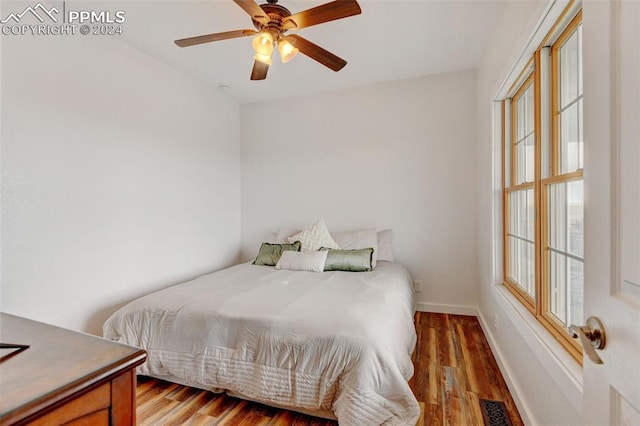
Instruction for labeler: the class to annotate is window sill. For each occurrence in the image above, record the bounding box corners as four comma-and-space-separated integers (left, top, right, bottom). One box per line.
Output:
492, 283, 583, 414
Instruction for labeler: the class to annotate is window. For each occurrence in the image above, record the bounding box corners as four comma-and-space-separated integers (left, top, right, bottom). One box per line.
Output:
502, 9, 584, 361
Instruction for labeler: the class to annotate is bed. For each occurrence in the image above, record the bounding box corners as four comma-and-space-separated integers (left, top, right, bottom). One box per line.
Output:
103, 260, 420, 425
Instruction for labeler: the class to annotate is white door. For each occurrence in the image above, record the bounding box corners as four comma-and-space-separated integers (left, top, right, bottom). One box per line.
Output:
582, 0, 640, 425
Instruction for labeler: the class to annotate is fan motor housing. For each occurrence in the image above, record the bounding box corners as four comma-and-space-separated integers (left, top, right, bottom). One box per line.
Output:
252, 3, 291, 32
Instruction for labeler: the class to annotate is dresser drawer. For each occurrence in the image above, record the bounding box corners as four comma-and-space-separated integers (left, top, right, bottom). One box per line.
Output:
28, 383, 111, 426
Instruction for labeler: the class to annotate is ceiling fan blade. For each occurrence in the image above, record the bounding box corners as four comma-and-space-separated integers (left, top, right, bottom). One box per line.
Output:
284, 0, 361, 30
287, 35, 347, 72
233, 0, 269, 23
175, 29, 256, 47
251, 60, 269, 80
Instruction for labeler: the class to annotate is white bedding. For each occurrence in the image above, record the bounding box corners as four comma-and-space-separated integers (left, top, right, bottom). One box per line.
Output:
103, 261, 420, 425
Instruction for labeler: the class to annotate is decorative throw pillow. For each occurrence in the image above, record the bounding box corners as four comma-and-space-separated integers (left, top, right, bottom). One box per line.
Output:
275, 250, 328, 273
377, 229, 394, 262
331, 228, 378, 267
253, 241, 301, 266
287, 219, 340, 252
321, 248, 374, 272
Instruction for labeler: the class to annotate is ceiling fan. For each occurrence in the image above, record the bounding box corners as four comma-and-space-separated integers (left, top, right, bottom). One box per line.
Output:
174, 0, 362, 80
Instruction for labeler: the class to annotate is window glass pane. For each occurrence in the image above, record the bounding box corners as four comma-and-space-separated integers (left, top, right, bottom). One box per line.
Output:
567, 180, 584, 258
549, 183, 567, 252
517, 142, 525, 184
526, 86, 534, 134
549, 180, 584, 257
516, 237, 522, 286
514, 239, 521, 290
560, 30, 579, 109
548, 180, 584, 327
522, 242, 529, 294
514, 81, 534, 185
508, 189, 535, 297
527, 188, 535, 241
510, 191, 516, 235
517, 95, 525, 140
526, 241, 535, 297
560, 102, 579, 173
578, 25, 583, 96
557, 24, 583, 174
509, 235, 518, 282
549, 254, 584, 326
550, 251, 567, 322
510, 239, 536, 297
525, 134, 535, 182
509, 189, 534, 241
519, 190, 527, 237
568, 257, 584, 326
578, 98, 584, 169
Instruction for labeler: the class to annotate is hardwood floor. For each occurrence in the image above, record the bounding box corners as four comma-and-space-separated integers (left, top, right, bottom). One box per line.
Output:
136, 378, 336, 426
136, 313, 522, 425
408, 313, 522, 426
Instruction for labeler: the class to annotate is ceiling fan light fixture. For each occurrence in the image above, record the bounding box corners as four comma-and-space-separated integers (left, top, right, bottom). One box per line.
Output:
174, 0, 363, 80
254, 52, 273, 65
252, 31, 274, 56
277, 39, 299, 63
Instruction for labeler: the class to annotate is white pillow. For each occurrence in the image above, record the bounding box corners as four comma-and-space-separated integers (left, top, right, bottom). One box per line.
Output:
287, 219, 340, 252
377, 229, 394, 262
331, 228, 378, 268
275, 250, 328, 273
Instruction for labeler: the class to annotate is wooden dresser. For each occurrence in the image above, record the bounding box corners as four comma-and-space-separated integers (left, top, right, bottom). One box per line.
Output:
0, 313, 147, 425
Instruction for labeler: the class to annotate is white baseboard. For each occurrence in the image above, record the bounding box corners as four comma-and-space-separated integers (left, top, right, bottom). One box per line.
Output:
476, 310, 536, 426
415, 302, 477, 316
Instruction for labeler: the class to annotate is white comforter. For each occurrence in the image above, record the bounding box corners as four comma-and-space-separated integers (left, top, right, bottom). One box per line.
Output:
103, 261, 420, 425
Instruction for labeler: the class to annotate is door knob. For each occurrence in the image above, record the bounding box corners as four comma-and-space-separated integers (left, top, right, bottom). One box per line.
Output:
569, 316, 606, 364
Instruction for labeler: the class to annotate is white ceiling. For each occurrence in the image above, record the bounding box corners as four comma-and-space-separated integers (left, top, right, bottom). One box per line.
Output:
111, 0, 502, 103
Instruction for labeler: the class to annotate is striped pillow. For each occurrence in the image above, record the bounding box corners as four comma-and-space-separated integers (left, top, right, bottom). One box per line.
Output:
287, 219, 340, 252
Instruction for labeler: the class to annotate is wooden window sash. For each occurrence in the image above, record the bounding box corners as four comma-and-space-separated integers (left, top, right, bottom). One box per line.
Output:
543, 12, 584, 363
504, 71, 537, 312
540, 173, 584, 362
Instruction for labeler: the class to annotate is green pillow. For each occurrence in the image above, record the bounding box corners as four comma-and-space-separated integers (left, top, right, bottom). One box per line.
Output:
321, 247, 374, 272
253, 241, 301, 266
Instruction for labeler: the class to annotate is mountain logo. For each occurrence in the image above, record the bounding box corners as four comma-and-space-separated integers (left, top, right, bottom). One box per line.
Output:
1, 3, 59, 24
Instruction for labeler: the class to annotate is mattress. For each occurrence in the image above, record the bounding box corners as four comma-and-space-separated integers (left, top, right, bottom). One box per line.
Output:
103, 261, 420, 425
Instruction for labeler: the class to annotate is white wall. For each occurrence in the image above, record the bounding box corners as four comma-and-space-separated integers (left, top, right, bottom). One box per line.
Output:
1, 34, 241, 335
475, 1, 583, 424
241, 70, 478, 309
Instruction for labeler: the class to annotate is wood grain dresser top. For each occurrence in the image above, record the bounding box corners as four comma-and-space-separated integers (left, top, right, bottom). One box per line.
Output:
0, 312, 146, 424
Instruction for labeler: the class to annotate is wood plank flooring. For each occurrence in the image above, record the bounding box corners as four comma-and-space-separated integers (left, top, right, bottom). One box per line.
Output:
136, 312, 523, 425
408, 313, 522, 426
